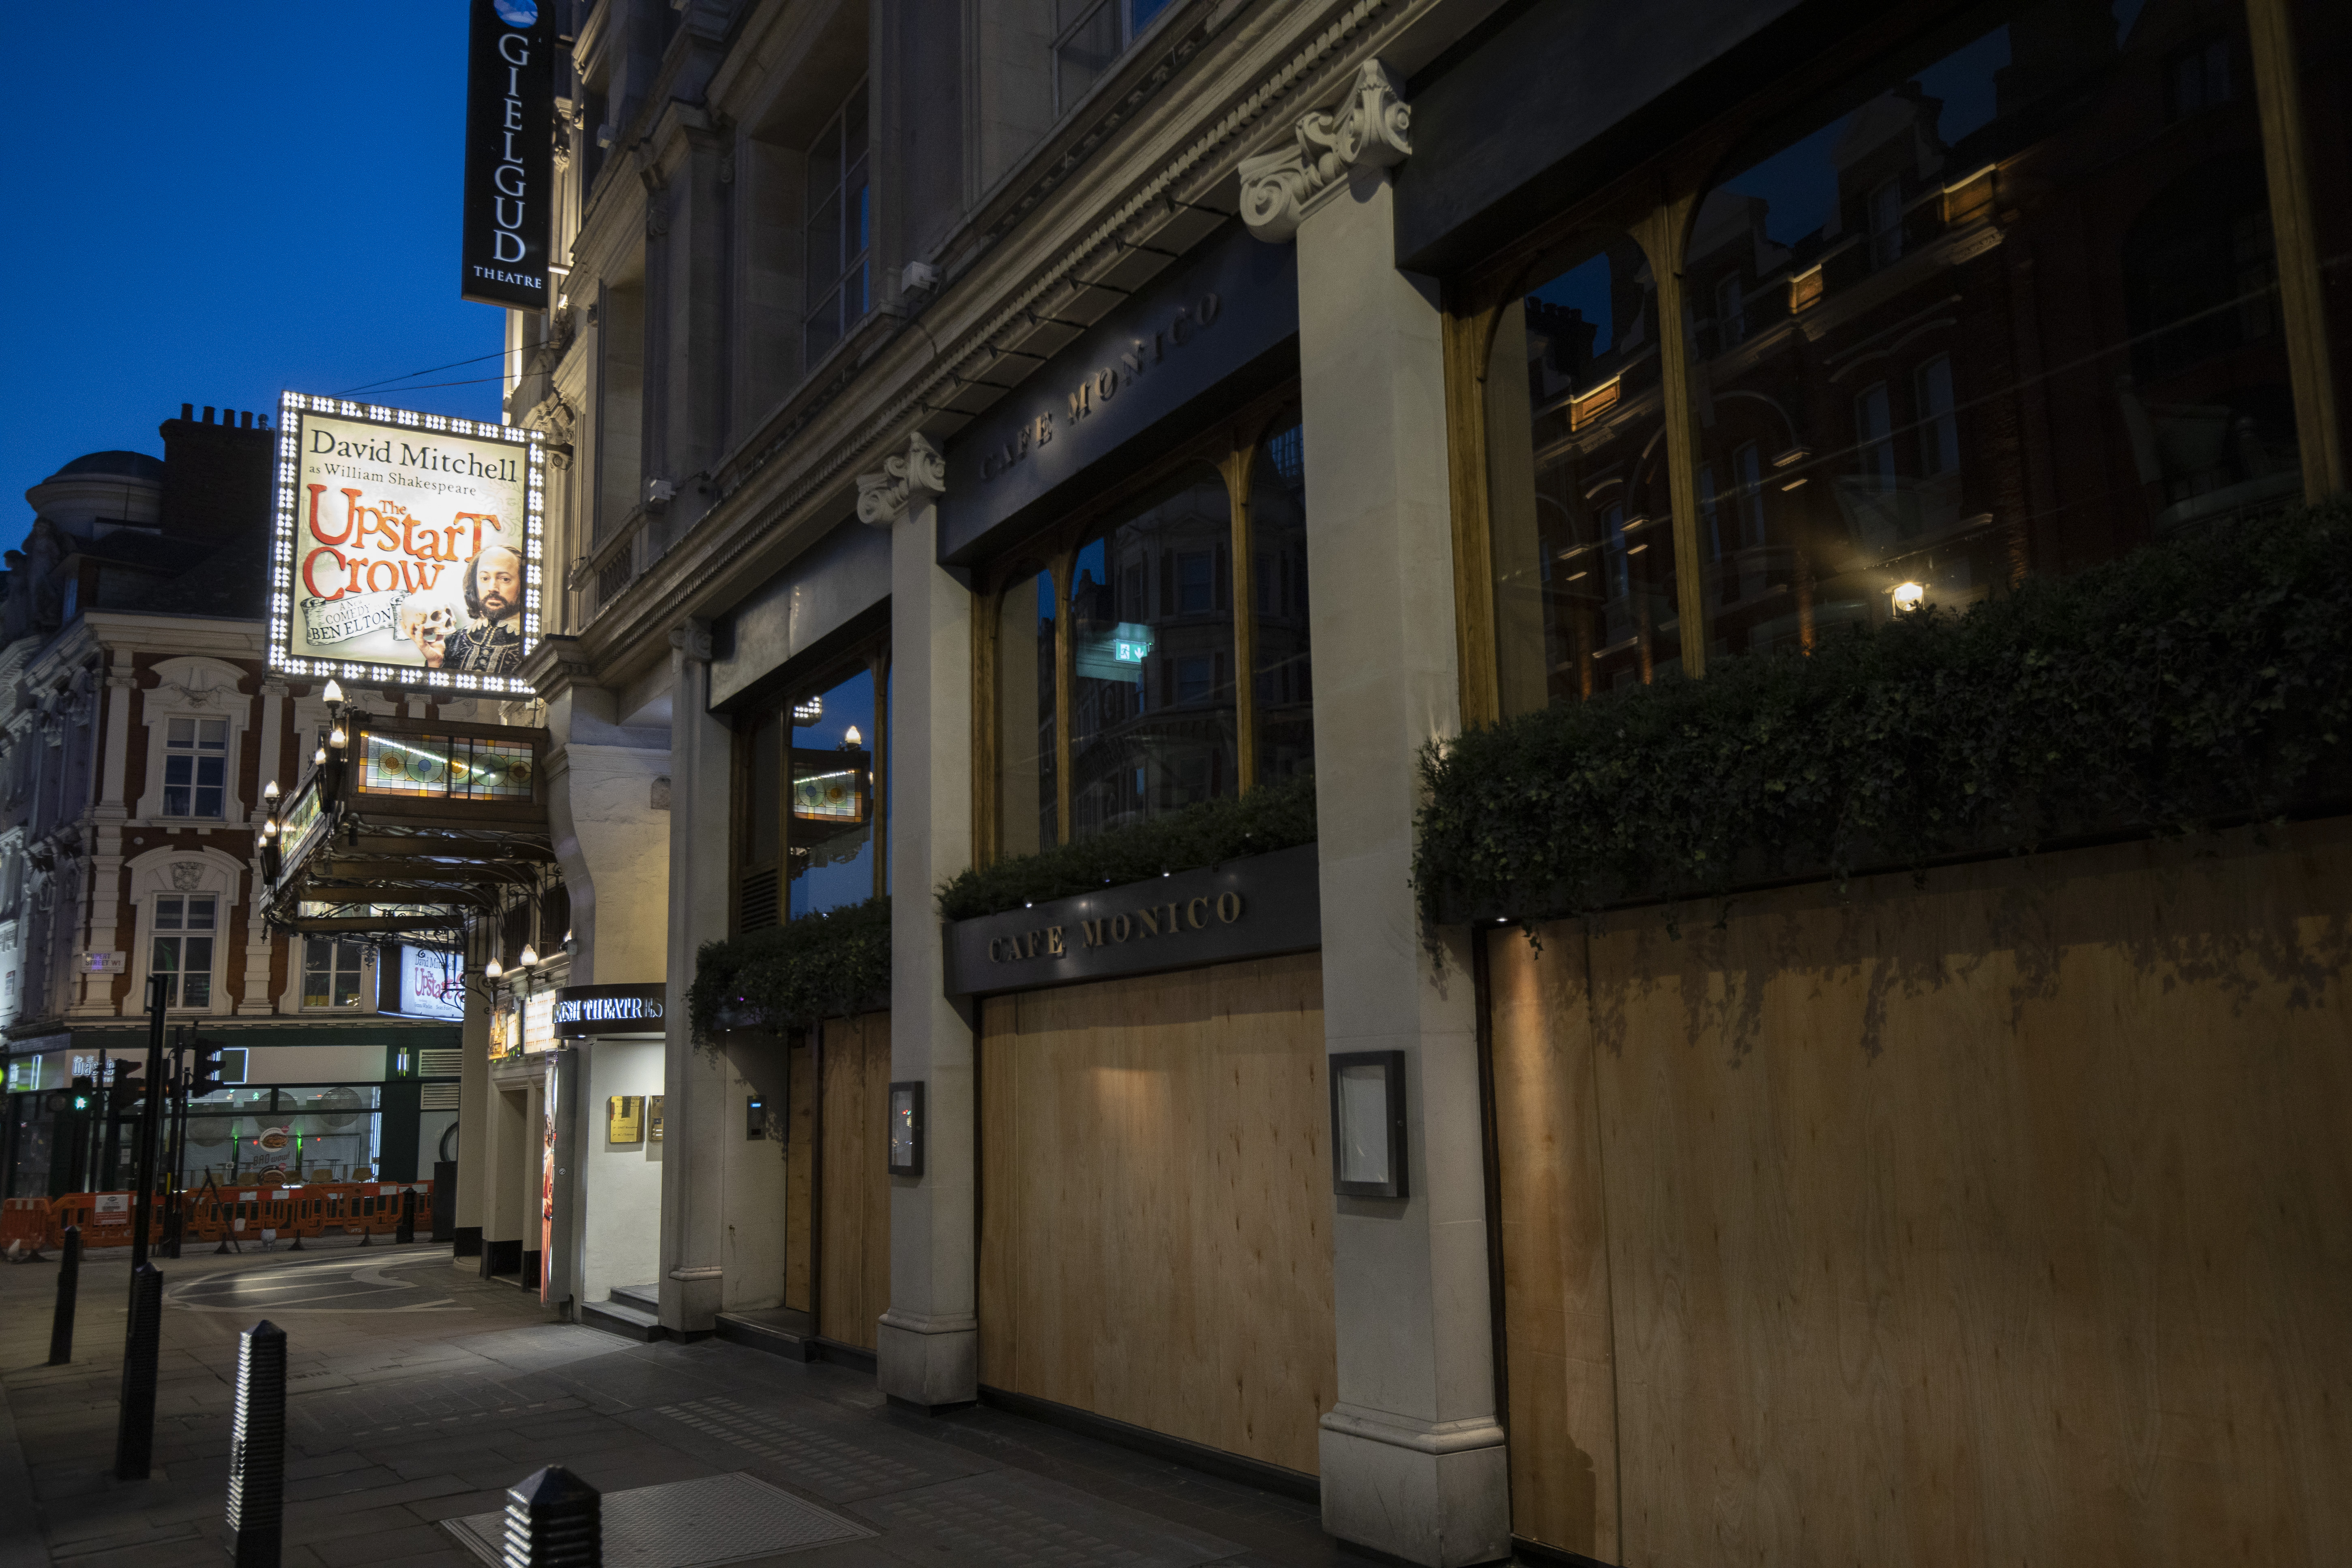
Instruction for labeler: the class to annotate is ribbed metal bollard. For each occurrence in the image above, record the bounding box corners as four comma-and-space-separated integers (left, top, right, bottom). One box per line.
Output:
395, 1188, 416, 1245
502, 1465, 601, 1568
47, 1225, 80, 1365
227, 1320, 287, 1568
113, 1261, 163, 1478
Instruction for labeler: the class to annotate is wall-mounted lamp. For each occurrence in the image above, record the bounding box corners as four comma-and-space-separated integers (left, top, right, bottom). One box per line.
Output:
328, 726, 347, 749
322, 678, 346, 706
888, 1081, 925, 1177
843, 725, 862, 749
262, 780, 280, 803
1891, 581, 1926, 614
518, 944, 539, 968
1329, 1050, 1408, 1199
313, 747, 328, 766
485, 956, 504, 980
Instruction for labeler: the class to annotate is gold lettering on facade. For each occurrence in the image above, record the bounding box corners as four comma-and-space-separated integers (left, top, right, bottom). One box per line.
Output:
1047, 926, 1065, 955
1137, 907, 1161, 937
1113, 914, 1132, 942
1186, 896, 1208, 929
1217, 892, 1243, 923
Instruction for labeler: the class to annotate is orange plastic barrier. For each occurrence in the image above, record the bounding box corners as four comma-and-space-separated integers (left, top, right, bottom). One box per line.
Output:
2, 1197, 56, 1253
176, 1180, 433, 1246
49, 1192, 165, 1248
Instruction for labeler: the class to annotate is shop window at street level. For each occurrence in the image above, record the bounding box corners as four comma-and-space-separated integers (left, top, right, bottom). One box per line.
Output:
1674, 0, 2296, 664
996, 566, 1058, 860
162, 717, 227, 818
152, 893, 217, 1008
1485, 234, 1682, 714
735, 650, 886, 928
1247, 419, 1313, 784
303, 939, 366, 1010
1069, 464, 1236, 839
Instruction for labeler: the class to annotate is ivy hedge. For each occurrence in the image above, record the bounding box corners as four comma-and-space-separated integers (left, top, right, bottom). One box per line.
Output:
935, 769, 1318, 921
686, 895, 891, 1042
1415, 501, 2352, 926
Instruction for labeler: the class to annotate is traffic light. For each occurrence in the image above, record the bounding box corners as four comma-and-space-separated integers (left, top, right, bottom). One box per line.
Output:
112, 1060, 146, 1112
190, 1038, 227, 1098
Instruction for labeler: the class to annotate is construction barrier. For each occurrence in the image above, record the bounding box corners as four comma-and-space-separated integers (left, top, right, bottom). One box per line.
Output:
2, 1196, 58, 1254
51, 1192, 163, 1249
16, 1180, 436, 1250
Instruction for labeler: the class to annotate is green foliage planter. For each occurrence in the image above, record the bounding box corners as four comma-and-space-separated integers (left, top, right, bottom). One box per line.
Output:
1416, 502, 2352, 926
687, 896, 891, 1042
936, 771, 1318, 921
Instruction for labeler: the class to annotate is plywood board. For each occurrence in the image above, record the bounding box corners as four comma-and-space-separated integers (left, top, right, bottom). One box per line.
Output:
979, 952, 1334, 1475
783, 1037, 815, 1315
1491, 821, 2352, 1566
818, 1011, 891, 1349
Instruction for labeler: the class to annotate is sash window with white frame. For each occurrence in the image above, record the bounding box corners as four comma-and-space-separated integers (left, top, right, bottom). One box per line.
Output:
152, 894, 217, 1007
303, 939, 367, 1010
163, 718, 228, 818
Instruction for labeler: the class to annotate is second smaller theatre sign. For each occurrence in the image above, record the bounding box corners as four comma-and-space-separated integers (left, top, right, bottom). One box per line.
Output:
552, 983, 667, 1036
944, 843, 1319, 998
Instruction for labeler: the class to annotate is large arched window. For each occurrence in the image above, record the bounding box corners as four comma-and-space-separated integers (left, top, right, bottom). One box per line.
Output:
1485, 233, 1683, 714
979, 388, 1312, 859
1069, 464, 1237, 839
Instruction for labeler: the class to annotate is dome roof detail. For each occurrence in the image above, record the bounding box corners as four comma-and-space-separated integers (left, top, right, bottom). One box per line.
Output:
51, 450, 165, 483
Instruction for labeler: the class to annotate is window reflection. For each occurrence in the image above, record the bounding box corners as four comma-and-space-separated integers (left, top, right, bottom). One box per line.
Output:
998, 567, 1058, 856
1069, 466, 1237, 838
1487, 236, 1683, 714
1687, 0, 2292, 656
1247, 423, 1314, 782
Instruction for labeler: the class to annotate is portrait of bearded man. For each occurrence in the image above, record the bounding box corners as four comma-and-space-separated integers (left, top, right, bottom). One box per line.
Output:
425, 544, 526, 676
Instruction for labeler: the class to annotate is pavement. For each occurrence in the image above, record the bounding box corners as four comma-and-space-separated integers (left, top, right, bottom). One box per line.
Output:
0, 1237, 1390, 1568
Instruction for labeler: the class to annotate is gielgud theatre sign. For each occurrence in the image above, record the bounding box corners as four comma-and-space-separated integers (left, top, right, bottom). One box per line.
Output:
267, 391, 546, 692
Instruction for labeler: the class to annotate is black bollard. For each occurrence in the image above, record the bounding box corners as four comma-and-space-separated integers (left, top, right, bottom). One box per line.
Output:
395, 1188, 416, 1246
47, 1225, 81, 1366
114, 1261, 163, 1478
501, 1465, 601, 1568
227, 1320, 287, 1568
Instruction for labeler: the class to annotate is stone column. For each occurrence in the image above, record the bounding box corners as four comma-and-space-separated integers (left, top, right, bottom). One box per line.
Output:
1242, 61, 1510, 1568
862, 434, 979, 1408
656, 621, 732, 1332
453, 978, 491, 1260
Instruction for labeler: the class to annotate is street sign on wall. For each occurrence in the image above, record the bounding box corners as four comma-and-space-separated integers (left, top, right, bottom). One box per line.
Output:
268, 393, 544, 692
460, 0, 556, 309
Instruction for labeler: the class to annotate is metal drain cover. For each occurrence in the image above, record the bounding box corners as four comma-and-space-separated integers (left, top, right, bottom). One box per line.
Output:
445, 1471, 877, 1568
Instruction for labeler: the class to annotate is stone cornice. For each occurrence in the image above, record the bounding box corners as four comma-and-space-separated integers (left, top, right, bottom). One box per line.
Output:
570, 0, 1459, 693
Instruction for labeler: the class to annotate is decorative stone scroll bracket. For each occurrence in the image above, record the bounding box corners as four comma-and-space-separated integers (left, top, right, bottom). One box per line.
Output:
1238, 57, 1412, 244
856, 432, 947, 526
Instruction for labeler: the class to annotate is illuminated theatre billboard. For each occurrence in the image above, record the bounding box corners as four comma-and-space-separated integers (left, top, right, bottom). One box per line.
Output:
269, 392, 544, 691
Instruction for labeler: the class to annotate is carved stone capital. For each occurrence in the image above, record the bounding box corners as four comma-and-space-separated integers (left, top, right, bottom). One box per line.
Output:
856, 432, 947, 527
1239, 58, 1413, 244
669, 618, 715, 662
